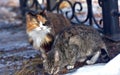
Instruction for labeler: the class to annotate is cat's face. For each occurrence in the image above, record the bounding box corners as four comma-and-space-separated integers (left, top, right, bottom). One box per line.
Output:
26, 11, 54, 52
26, 10, 51, 33
44, 50, 60, 75
44, 58, 56, 74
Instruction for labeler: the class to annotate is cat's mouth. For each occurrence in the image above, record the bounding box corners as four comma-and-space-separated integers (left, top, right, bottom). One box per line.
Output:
39, 27, 46, 30
40, 26, 51, 30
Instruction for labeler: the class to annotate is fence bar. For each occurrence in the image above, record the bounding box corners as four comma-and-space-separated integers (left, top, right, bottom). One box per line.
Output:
19, 0, 27, 17
86, 0, 93, 26
46, 0, 56, 11
19, 0, 120, 41
101, 0, 120, 41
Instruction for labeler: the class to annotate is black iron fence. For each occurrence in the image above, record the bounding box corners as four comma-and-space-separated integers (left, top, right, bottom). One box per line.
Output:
19, 0, 120, 41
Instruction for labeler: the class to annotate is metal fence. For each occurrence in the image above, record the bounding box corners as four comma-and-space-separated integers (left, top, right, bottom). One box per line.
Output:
19, 0, 120, 41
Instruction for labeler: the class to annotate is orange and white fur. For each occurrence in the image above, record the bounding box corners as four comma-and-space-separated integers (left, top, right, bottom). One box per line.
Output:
26, 10, 70, 53
26, 11, 54, 55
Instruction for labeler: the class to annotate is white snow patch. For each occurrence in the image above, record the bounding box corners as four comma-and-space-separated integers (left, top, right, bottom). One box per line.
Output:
65, 54, 120, 75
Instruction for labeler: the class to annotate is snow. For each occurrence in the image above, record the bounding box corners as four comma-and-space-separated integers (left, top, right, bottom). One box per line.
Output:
66, 54, 120, 75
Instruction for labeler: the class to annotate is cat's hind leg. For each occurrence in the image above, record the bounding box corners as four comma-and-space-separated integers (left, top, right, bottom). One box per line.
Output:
86, 51, 101, 64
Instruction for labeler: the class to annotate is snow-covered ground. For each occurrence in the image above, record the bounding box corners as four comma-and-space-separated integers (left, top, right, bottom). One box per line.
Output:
66, 54, 120, 75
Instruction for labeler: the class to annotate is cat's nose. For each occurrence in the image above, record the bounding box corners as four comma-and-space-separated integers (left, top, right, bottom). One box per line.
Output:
39, 26, 45, 30
40, 27, 43, 30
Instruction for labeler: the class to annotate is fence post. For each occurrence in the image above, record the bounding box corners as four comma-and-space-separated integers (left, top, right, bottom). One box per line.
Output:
101, 0, 120, 41
46, 0, 57, 11
19, 0, 27, 16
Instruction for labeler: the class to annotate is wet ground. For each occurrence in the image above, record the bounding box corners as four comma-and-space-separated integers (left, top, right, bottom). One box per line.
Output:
0, 3, 39, 74
0, 0, 120, 75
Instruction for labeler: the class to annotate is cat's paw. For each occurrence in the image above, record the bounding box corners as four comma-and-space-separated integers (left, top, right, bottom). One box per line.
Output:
67, 65, 74, 70
86, 60, 95, 65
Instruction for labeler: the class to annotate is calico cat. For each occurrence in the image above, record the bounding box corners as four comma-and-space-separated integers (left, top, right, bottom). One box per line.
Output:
26, 10, 71, 53
43, 25, 110, 75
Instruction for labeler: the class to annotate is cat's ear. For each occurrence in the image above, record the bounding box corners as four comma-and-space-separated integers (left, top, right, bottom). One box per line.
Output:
39, 9, 47, 16
26, 11, 36, 21
27, 11, 36, 17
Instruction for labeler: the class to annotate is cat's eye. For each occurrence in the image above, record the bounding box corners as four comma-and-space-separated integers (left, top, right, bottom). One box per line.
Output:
43, 23, 46, 26
43, 21, 49, 26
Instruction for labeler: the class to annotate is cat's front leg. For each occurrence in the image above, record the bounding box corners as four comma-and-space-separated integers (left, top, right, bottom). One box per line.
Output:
67, 65, 74, 70
53, 67, 60, 75
66, 58, 76, 70
86, 51, 101, 64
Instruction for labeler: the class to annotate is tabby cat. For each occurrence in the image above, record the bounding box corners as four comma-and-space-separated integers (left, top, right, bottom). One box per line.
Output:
26, 10, 71, 53
43, 25, 110, 75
